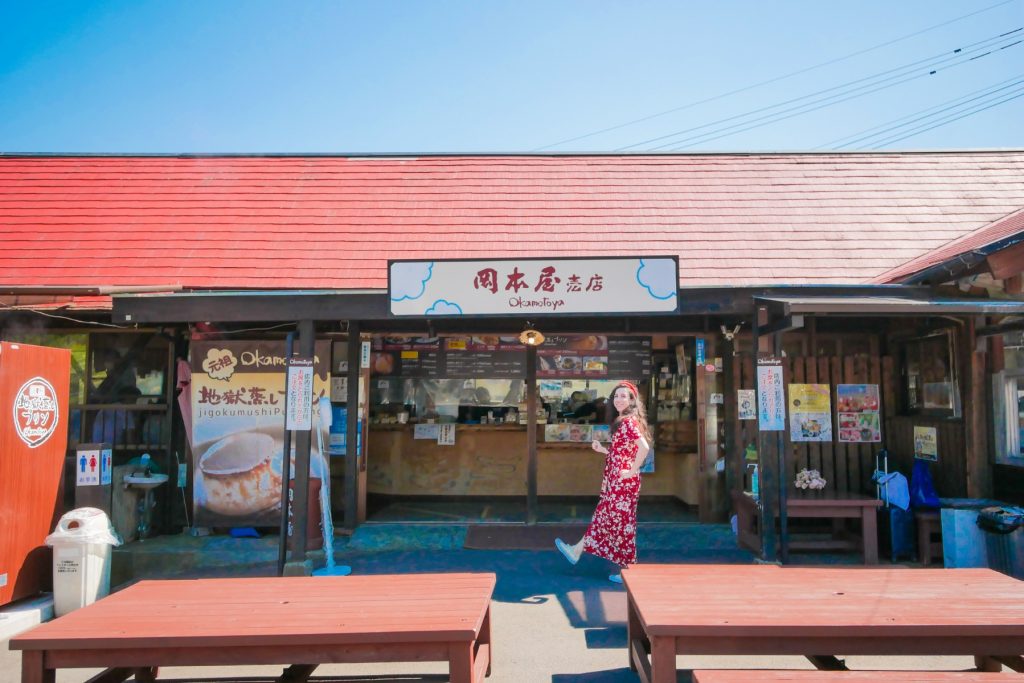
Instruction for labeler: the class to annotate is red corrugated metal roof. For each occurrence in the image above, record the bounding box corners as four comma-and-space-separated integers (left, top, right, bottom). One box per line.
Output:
0, 153, 1022, 290
871, 207, 1024, 284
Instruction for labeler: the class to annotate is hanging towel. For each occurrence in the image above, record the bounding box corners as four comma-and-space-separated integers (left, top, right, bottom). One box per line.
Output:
872, 470, 910, 511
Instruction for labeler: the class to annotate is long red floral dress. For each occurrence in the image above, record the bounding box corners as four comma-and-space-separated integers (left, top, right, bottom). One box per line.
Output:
581, 416, 642, 568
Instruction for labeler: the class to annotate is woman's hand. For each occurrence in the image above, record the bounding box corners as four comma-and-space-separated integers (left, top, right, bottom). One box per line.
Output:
619, 468, 639, 480
591, 439, 608, 454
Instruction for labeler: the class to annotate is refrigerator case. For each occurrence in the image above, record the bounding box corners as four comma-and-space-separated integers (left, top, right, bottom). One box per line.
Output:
0, 342, 71, 606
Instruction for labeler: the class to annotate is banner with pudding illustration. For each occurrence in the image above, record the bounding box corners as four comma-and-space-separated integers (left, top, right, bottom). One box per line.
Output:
190, 340, 330, 527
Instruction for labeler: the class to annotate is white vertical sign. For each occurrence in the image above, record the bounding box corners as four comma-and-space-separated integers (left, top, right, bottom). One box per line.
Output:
756, 361, 786, 432
437, 423, 456, 446
285, 358, 314, 431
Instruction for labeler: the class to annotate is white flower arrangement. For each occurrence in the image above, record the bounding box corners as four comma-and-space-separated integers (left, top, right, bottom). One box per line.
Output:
795, 468, 827, 490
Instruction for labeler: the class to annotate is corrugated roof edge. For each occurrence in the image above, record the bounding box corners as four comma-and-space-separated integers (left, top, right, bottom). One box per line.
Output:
2, 149, 1024, 159
873, 206, 1024, 285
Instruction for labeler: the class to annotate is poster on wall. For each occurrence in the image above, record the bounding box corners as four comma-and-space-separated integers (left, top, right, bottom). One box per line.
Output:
190, 340, 330, 527
788, 383, 833, 442
837, 384, 881, 443
737, 389, 757, 420
756, 359, 785, 431
914, 426, 938, 460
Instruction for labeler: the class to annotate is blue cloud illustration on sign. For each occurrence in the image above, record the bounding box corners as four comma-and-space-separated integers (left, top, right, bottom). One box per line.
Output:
636, 259, 676, 300
390, 261, 434, 301
425, 299, 463, 315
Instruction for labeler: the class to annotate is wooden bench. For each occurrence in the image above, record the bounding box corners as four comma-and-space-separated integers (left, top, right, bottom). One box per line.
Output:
916, 510, 943, 565
11, 573, 495, 683
623, 564, 1024, 683
694, 671, 1013, 682
732, 491, 882, 563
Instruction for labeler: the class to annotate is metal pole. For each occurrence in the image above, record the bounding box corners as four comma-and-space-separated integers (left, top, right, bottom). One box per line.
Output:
526, 345, 538, 525
277, 331, 295, 576
291, 319, 315, 564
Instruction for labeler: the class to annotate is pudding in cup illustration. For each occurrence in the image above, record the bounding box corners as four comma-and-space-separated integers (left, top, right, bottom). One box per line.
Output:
198, 432, 281, 516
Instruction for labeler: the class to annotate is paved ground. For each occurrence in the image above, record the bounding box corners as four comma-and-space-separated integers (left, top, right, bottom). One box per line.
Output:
0, 527, 998, 682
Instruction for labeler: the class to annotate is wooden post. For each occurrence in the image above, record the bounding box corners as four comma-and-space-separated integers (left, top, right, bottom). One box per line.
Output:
754, 305, 778, 562
344, 322, 361, 531
526, 345, 538, 525
962, 317, 991, 498
722, 334, 738, 499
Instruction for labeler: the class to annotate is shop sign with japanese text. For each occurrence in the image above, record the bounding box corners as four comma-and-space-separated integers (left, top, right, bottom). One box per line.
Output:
756, 357, 786, 432
389, 257, 679, 316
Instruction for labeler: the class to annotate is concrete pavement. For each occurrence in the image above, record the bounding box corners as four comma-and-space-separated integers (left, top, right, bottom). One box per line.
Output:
0, 528, 993, 681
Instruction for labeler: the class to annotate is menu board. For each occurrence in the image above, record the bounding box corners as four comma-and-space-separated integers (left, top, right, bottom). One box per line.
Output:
371, 335, 651, 380
445, 336, 527, 379
607, 337, 653, 379
537, 335, 651, 380
373, 337, 443, 378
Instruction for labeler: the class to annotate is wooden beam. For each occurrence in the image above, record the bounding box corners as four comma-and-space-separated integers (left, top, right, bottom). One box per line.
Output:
962, 317, 991, 497
759, 314, 804, 336
986, 241, 1024, 280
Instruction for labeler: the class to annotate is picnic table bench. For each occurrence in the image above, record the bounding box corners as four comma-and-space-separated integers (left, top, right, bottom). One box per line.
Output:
11, 573, 495, 683
732, 490, 882, 563
694, 672, 1014, 682
623, 564, 1024, 683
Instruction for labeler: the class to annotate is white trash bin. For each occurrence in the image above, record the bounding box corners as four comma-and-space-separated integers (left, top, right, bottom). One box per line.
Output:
45, 508, 122, 617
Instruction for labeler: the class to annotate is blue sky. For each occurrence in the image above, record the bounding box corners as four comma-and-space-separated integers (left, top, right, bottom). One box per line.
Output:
0, 1, 1021, 153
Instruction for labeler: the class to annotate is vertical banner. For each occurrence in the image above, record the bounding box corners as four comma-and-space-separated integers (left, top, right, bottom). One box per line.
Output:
788, 384, 832, 442
191, 340, 329, 527
285, 358, 314, 431
756, 359, 785, 431
837, 384, 881, 443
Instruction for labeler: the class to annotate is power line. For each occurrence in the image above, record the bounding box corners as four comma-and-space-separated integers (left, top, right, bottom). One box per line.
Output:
820, 74, 1024, 149
867, 88, 1024, 148
644, 34, 1022, 151
533, 0, 1021, 151
622, 28, 1020, 150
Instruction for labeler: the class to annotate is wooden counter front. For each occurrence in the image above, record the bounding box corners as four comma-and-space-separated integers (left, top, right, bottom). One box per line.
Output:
367, 425, 698, 502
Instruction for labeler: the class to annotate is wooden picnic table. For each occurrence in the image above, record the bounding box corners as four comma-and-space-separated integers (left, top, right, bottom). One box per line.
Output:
10, 573, 495, 683
732, 491, 882, 563
623, 564, 1024, 683
694, 672, 1013, 682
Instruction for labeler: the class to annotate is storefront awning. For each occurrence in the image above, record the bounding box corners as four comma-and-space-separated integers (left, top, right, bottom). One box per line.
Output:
755, 294, 1024, 316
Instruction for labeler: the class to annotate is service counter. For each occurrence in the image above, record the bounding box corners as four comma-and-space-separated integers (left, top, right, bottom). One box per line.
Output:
366, 424, 699, 503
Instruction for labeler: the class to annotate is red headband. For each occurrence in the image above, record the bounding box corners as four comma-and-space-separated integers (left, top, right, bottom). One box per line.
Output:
618, 381, 639, 397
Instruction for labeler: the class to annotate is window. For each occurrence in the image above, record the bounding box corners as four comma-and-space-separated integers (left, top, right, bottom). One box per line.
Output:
995, 332, 1024, 465
902, 329, 959, 416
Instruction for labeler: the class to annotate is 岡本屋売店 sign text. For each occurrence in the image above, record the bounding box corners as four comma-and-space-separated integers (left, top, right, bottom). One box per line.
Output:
388, 257, 678, 316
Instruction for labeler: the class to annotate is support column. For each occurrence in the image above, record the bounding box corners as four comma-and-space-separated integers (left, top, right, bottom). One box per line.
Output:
526, 345, 538, 525
344, 322, 361, 531
288, 319, 315, 572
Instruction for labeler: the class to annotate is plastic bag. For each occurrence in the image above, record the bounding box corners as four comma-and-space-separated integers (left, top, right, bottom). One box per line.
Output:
872, 470, 910, 510
45, 507, 122, 547
976, 506, 1024, 534
910, 459, 940, 509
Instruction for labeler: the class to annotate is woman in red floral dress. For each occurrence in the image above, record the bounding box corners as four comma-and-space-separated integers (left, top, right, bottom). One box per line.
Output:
555, 381, 651, 583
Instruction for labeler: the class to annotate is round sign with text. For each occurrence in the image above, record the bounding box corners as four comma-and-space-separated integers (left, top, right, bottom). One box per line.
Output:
13, 377, 59, 448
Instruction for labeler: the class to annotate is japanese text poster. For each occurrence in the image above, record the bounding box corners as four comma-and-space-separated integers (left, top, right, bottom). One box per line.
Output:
190, 340, 329, 527
756, 361, 785, 431
914, 426, 938, 460
738, 389, 757, 420
837, 384, 881, 443
788, 383, 833, 442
